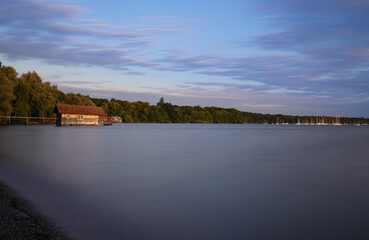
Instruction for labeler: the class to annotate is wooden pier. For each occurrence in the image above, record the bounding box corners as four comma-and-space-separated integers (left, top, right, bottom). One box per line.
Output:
0, 116, 57, 125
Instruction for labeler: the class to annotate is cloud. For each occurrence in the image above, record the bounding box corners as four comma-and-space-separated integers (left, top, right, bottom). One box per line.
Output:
1, 0, 369, 116
135, 16, 208, 25
0, 0, 190, 72
125, 71, 146, 76
0, 0, 85, 24
52, 80, 114, 86
150, 0, 369, 105
248, 0, 369, 79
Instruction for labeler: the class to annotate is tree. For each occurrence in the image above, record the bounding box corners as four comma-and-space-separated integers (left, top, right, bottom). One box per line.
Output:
91, 97, 109, 107
1, 66, 18, 84
148, 104, 171, 123
13, 78, 31, 116
157, 97, 165, 106
20, 71, 56, 117
51, 86, 66, 104
108, 102, 124, 117
0, 69, 15, 115
64, 93, 95, 106
119, 100, 135, 122
133, 101, 150, 123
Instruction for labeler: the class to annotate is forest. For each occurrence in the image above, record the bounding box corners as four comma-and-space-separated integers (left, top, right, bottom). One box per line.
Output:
1, 61, 368, 125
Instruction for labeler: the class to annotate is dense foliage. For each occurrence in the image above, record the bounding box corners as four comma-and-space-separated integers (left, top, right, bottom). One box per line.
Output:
1, 62, 368, 125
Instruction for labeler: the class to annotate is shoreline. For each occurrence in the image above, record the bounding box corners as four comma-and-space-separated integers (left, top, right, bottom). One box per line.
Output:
0, 181, 72, 240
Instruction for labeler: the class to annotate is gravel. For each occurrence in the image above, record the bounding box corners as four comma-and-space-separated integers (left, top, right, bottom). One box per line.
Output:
0, 181, 72, 240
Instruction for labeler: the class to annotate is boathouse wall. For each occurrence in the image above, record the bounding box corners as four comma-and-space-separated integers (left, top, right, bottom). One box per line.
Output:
60, 113, 99, 126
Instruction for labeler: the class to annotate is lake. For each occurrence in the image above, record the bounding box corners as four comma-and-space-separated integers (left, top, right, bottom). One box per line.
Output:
0, 124, 369, 239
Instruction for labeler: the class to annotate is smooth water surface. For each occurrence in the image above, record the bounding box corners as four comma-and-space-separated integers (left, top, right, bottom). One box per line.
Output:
0, 124, 369, 239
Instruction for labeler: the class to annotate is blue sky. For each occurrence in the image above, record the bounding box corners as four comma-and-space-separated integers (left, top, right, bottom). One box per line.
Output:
1, 0, 369, 117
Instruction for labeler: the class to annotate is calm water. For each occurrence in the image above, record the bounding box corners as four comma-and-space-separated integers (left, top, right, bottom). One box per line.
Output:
0, 124, 369, 240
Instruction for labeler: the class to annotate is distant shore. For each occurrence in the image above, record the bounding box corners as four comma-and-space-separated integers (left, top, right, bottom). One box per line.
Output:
0, 181, 72, 240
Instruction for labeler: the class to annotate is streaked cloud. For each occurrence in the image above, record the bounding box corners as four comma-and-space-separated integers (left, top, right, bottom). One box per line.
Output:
0, 0, 188, 71
52, 80, 114, 86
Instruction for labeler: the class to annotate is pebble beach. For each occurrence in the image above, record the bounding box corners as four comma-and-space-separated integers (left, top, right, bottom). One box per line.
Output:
0, 181, 71, 240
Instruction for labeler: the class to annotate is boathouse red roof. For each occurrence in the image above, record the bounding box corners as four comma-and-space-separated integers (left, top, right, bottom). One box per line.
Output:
54, 104, 106, 116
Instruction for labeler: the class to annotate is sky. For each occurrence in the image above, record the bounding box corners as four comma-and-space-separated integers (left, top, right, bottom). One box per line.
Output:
1, 0, 369, 117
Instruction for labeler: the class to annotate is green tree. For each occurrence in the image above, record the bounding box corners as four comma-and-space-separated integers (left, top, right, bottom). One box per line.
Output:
13, 78, 31, 116
64, 93, 95, 106
119, 100, 135, 122
2, 66, 18, 84
133, 101, 150, 123
151, 97, 171, 123
0, 69, 15, 115
108, 102, 124, 117
91, 97, 109, 107
20, 71, 56, 117
158, 97, 165, 107
51, 86, 66, 104
163, 102, 181, 123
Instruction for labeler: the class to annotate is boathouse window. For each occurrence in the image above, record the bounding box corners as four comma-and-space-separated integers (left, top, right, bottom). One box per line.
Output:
78, 114, 83, 120
66, 114, 70, 119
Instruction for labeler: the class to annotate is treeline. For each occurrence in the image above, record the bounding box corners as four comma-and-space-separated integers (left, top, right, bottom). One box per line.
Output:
1, 62, 368, 124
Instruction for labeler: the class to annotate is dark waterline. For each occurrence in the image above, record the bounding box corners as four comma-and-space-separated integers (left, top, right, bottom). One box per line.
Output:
1, 124, 369, 240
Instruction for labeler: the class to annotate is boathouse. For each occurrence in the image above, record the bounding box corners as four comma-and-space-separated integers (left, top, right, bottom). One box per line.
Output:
111, 116, 123, 123
54, 104, 109, 126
